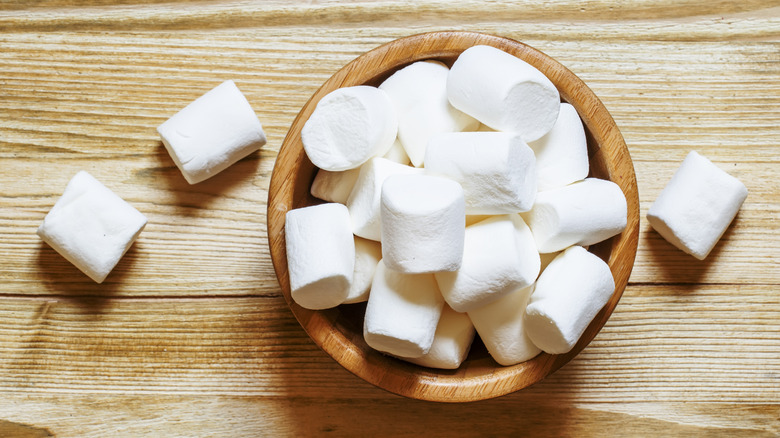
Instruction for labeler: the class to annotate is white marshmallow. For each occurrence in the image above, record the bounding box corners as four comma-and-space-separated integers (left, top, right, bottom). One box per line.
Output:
379, 61, 478, 167
435, 214, 540, 312
380, 174, 465, 274
157, 80, 266, 184
346, 157, 421, 241
647, 151, 748, 260
526, 178, 627, 253
425, 132, 537, 214
467, 285, 540, 365
301, 86, 397, 171
37, 171, 147, 283
343, 236, 382, 304
447, 45, 560, 142
528, 103, 590, 191
382, 138, 411, 165
405, 304, 476, 369
285, 203, 354, 310
310, 167, 361, 204
363, 260, 444, 358
524, 246, 615, 354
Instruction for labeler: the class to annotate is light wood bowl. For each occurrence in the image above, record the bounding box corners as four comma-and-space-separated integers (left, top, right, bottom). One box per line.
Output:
267, 31, 640, 402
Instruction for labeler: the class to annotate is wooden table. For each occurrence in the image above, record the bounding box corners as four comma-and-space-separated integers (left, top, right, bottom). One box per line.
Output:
1, 2, 778, 436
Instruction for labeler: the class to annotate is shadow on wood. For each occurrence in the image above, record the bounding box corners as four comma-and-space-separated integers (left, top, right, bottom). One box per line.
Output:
641, 212, 742, 286
137, 143, 262, 217
0, 420, 53, 438
35, 240, 141, 311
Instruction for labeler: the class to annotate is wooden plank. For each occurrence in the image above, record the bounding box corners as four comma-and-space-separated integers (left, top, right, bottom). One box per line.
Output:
0, 1, 778, 42
0, 395, 777, 437
0, 33, 777, 293
0, 285, 776, 402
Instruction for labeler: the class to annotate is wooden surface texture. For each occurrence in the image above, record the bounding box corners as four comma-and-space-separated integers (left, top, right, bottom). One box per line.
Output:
0, 1, 778, 436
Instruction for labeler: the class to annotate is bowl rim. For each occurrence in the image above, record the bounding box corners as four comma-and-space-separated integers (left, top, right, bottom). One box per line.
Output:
267, 30, 640, 402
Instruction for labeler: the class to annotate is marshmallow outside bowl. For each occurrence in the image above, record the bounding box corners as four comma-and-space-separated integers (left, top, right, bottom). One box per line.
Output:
267, 31, 640, 402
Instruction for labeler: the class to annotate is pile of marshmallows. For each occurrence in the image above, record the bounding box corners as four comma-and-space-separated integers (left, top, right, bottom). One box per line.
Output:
286, 44, 749, 369
34, 41, 748, 370
286, 45, 629, 368
37, 80, 267, 283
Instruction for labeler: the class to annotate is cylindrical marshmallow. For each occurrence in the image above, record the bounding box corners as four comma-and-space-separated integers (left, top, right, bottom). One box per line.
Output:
346, 157, 421, 241
435, 214, 540, 313
284, 203, 354, 310
647, 151, 748, 260
363, 260, 444, 358
36, 171, 148, 284
157, 80, 267, 184
528, 103, 590, 191
447, 45, 560, 142
425, 131, 537, 214
380, 174, 465, 274
467, 285, 540, 366
343, 236, 382, 304
310, 167, 361, 204
404, 304, 475, 369
379, 60, 479, 167
524, 246, 615, 354
301, 85, 398, 171
526, 178, 627, 253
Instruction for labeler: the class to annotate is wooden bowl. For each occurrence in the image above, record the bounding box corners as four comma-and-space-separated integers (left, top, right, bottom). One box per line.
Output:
267, 31, 639, 402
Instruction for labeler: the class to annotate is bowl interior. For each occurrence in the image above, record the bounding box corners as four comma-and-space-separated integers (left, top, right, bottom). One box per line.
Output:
267, 31, 640, 402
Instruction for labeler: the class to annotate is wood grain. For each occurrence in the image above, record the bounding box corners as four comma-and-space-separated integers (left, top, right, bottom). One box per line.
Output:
0, 285, 776, 400
0, 0, 778, 435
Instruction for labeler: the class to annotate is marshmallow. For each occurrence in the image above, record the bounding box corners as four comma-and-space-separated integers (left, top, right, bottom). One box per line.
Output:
467, 285, 540, 365
647, 151, 748, 260
363, 260, 444, 358
447, 45, 560, 142
425, 131, 537, 214
528, 103, 590, 191
310, 167, 361, 204
343, 236, 382, 304
285, 203, 354, 310
526, 178, 627, 253
379, 61, 479, 167
157, 80, 266, 184
380, 174, 465, 274
405, 304, 475, 369
382, 138, 411, 165
301, 86, 397, 171
435, 214, 540, 312
524, 246, 615, 354
346, 157, 421, 241
37, 171, 147, 283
